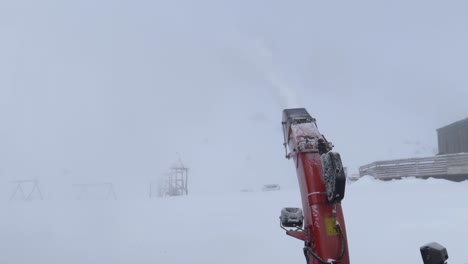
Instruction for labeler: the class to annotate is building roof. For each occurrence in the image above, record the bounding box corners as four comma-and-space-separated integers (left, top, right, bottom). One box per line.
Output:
437, 117, 468, 132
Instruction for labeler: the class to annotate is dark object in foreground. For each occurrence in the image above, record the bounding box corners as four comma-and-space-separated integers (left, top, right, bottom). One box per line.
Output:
420, 242, 448, 264
280, 207, 304, 228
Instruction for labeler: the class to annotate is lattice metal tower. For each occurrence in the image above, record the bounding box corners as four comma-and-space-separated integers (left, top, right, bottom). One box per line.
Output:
157, 155, 189, 197
167, 165, 189, 196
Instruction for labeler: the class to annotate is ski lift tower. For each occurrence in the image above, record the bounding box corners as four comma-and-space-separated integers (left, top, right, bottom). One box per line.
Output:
167, 164, 189, 196
155, 154, 189, 197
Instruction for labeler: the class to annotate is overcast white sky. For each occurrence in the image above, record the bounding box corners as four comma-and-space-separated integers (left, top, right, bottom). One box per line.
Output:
1, 0, 468, 196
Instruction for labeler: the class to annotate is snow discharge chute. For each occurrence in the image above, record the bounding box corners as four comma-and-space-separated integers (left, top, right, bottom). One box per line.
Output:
279, 108, 451, 264
280, 108, 349, 264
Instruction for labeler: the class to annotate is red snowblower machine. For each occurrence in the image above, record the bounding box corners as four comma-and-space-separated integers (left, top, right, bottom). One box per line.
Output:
279, 108, 449, 264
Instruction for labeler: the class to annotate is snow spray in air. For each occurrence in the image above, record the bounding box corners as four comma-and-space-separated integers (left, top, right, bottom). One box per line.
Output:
251, 40, 303, 109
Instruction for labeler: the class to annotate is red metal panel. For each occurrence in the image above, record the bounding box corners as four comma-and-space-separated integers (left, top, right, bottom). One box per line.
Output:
287, 122, 350, 264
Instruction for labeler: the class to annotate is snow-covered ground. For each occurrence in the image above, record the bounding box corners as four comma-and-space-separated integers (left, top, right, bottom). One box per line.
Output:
2, 177, 467, 264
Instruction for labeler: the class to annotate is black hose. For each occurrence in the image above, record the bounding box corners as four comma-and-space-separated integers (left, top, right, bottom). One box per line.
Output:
335, 222, 347, 261
304, 218, 347, 264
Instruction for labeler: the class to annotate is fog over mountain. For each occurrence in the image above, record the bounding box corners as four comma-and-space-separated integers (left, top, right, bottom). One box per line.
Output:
1, 0, 468, 195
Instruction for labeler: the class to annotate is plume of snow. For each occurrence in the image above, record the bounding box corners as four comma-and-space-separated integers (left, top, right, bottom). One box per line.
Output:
238, 36, 303, 109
